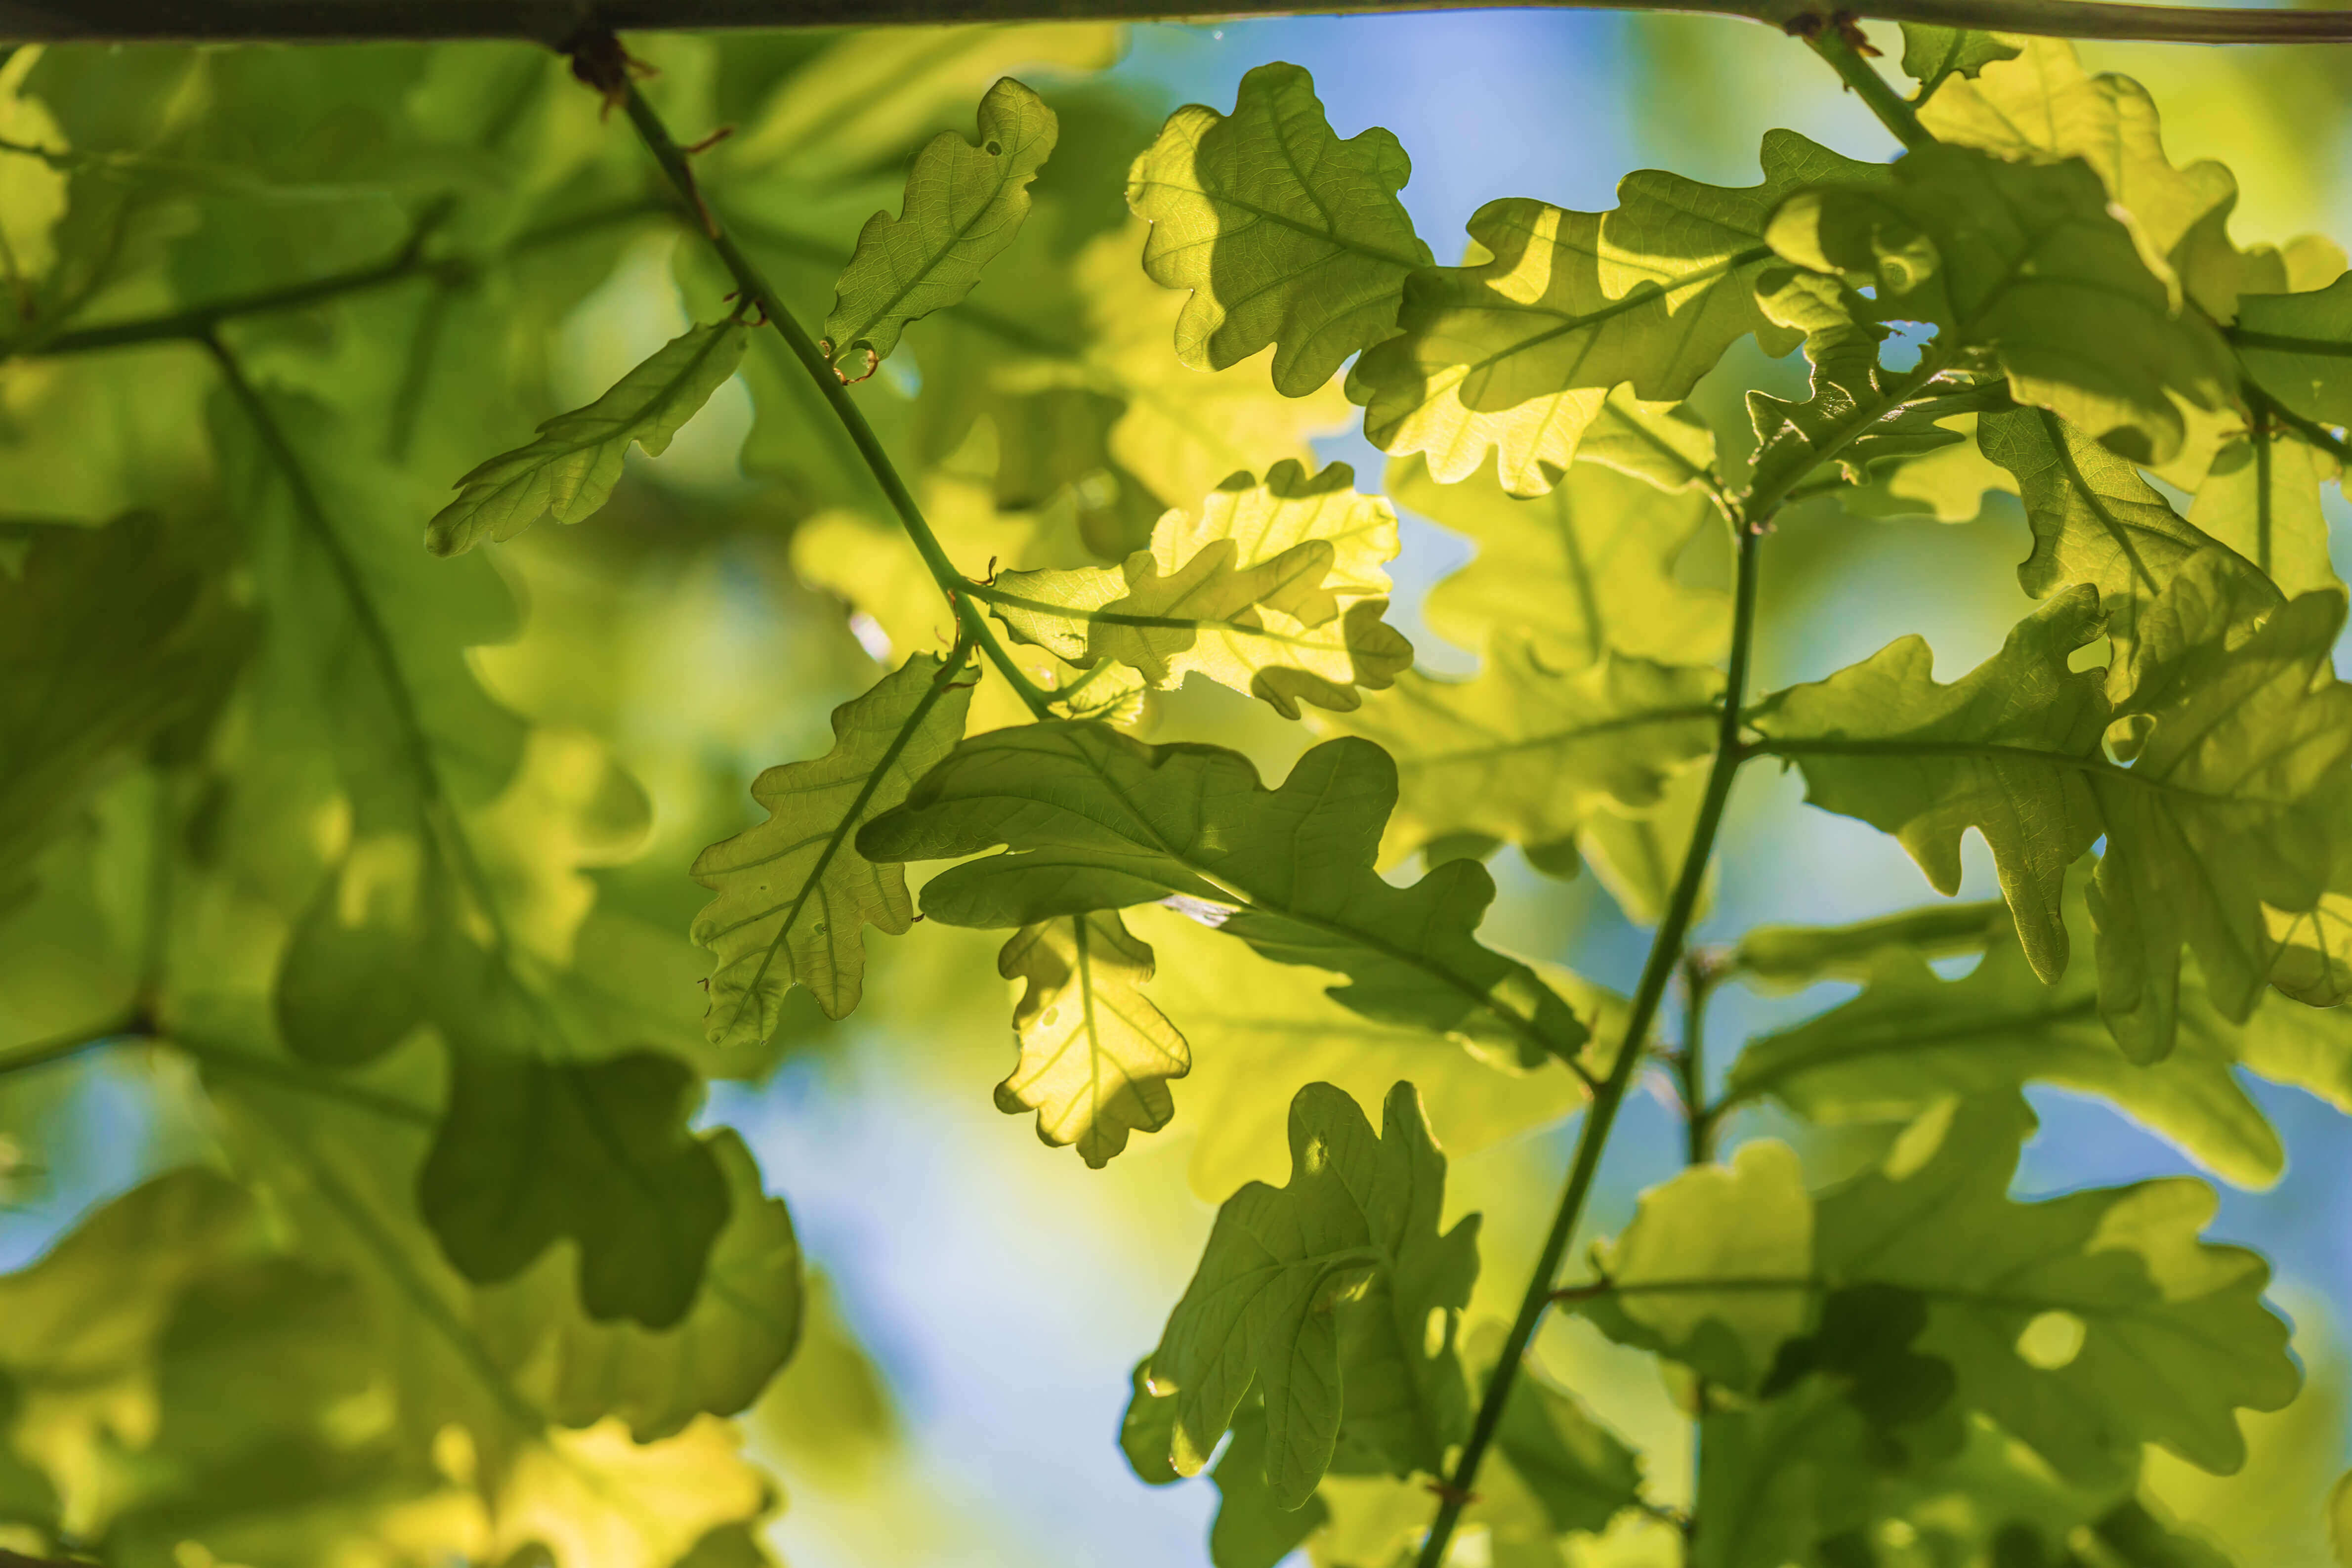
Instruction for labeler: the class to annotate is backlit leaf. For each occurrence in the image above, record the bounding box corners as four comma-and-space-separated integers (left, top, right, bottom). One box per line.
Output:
994, 909, 1189, 1167
1356, 130, 1880, 495
984, 459, 1412, 717
1770, 144, 2235, 464
1139, 1081, 1478, 1507
1127, 61, 1430, 396
1898, 23, 2021, 96
821, 77, 1057, 371
1725, 883, 2286, 1189
1393, 449, 1727, 670
858, 724, 1589, 1069
691, 652, 974, 1044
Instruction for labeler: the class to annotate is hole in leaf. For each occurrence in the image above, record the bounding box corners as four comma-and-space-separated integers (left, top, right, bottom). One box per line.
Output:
1424, 1307, 1448, 1358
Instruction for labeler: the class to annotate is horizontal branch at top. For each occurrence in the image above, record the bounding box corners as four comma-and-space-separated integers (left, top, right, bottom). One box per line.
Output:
3, 0, 2352, 45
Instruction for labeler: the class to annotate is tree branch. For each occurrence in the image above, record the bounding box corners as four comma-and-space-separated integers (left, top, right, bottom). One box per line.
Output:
5, 0, 2352, 45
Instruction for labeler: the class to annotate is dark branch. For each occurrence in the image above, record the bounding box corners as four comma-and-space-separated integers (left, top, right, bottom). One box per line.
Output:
6, 0, 2352, 45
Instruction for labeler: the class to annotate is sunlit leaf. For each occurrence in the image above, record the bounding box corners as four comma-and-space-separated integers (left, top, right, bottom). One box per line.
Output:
822, 77, 1057, 372
1357, 130, 1881, 495
1127, 61, 1430, 396
985, 459, 1412, 717
2186, 428, 2344, 600
995, 910, 1189, 1167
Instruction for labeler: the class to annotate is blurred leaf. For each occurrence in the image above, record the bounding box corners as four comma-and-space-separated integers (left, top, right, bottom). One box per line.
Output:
1209, 1402, 1331, 1568
2187, 429, 2344, 600
1486, 1348, 1643, 1536
1325, 647, 1719, 877
420, 1047, 729, 1329
1897, 24, 2021, 96
428, 320, 750, 556
1726, 880, 2286, 1189
1127, 61, 1429, 396
691, 653, 974, 1043
860, 725, 1590, 1069
822, 77, 1056, 371
1130, 903, 1596, 1202
1916, 38, 2277, 318
987, 459, 1411, 717
0, 516, 249, 910
1582, 1141, 1815, 1391
2234, 272, 2352, 428
1356, 130, 1880, 495
1140, 1081, 1477, 1507
1394, 449, 1727, 670
1730, 899, 2011, 989
1770, 144, 2235, 464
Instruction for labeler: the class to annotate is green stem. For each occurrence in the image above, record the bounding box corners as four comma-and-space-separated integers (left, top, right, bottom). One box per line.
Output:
1414, 517, 1764, 1568
0, 1014, 145, 1079
617, 84, 1056, 720
1806, 23, 1934, 152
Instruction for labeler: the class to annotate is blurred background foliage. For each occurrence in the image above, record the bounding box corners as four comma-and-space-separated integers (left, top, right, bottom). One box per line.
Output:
2, 12, 2352, 1568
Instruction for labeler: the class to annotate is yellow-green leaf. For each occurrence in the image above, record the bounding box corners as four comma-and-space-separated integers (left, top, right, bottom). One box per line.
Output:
1127, 61, 1430, 396
994, 910, 1189, 1168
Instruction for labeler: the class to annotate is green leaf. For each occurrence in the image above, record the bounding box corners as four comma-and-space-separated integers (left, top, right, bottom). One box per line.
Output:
1915, 38, 2274, 319
821, 77, 1057, 372
984, 459, 1412, 717
426, 320, 750, 556
2087, 565, 2352, 1059
1750, 588, 2110, 983
419, 1048, 729, 1329
2187, 429, 2345, 600
1978, 407, 2271, 696
1725, 883, 2286, 1189
1742, 269, 2003, 507
1130, 903, 1597, 1203
1356, 130, 1881, 495
994, 910, 1189, 1168
1755, 572, 2352, 1058
1816, 1098, 2299, 1483
481, 1130, 803, 1442
273, 834, 432, 1068
1898, 23, 2021, 96
1769, 144, 2235, 464
691, 652, 974, 1044
1139, 1081, 1478, 1508
1209, 1402, 1331, 1568
0, 516, 250, 910
1392, 447, 1728, 670
1325, 646, 1720, 878
1126, 61, 1430, 397
1121, 1359, 1183, 1485
1583, 1140, 1815, 1391
1730, 899, 2013, 989
858, 724, 1589, 1069
2233, 274, 2352, 427
1483, 1340, 1644, 1535
1578, 1099, 2300, 1486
